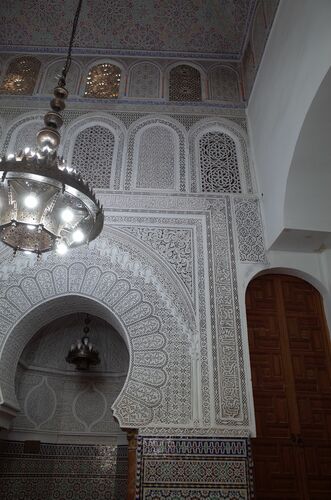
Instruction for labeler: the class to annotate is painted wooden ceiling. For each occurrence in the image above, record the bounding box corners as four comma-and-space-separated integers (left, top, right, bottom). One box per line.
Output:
0, 0, 257, 57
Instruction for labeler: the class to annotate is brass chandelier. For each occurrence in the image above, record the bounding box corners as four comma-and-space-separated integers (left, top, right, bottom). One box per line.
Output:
0, 0, 103, 257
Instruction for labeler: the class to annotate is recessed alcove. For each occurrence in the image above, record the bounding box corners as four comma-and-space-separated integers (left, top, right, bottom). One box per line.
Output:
11, 312, 129, 444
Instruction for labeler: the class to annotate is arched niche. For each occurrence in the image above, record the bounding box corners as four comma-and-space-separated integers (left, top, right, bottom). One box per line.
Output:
128, 61, 161, 99
165, 62, 207, 101
0, 228, 195, 430
188, 118, 254, 194
60, 113, 126, 190
39, 59, 81, 95
123, 115, 188, 192
208, 65, 241, 102
12, 312, 129, 443
132, 123, 180, 191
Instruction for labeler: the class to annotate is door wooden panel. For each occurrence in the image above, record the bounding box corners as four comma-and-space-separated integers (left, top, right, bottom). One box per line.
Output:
304, 441, 331, 499
247, 274, 331, 499
251, 438, 305, 499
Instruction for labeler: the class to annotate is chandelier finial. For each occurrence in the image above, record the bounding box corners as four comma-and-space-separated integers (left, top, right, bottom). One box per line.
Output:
37, 0, 83, 152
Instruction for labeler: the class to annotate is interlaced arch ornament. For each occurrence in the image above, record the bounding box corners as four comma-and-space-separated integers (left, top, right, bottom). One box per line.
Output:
134, 124, 179, 191
128, 62, 160, 99
0, 56, 41, 95
189, 119, 254, 194
4, 115, 44, 155
169, 65, 202, 102
123, 116, 187, 192
71, 125, 115, 188
61, 114, 126, 190
84, 63, 121, 99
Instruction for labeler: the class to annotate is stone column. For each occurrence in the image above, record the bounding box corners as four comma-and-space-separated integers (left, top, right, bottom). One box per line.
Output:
126, 429, 138, 500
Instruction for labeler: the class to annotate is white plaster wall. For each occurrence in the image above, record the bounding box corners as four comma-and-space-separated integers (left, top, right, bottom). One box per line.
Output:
284, 67, 331, 232
247, 0, 331, 246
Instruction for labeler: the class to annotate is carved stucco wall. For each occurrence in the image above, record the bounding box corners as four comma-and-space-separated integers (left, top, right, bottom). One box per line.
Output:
0, 187, 266, 436
1, 111, 251, 194
0, 95, 267, 438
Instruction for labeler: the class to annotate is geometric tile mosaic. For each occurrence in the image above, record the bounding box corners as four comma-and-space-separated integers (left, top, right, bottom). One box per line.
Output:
136, 436, 254, 499
0, 440, 128, 500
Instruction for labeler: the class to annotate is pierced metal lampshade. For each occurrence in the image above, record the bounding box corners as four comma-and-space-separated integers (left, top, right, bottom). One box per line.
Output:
0, 151, 103, 255
0, 0, 103, 257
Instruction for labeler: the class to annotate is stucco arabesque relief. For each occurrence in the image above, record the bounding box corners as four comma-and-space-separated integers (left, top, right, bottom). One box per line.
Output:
0, 192, 264, 436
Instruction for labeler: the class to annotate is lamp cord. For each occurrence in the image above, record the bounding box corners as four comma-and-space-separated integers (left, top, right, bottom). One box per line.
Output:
59, 0, 84, 86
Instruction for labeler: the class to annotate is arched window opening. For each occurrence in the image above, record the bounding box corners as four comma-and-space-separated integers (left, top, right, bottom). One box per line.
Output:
71, 125, 115, 188
199, 131, 241, 193
0, 56, 41, 95
84, 63, 121, 99
169, 65, 201, 102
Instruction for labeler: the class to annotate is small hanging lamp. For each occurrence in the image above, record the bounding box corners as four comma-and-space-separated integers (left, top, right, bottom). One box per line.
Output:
66, 314, 101, 371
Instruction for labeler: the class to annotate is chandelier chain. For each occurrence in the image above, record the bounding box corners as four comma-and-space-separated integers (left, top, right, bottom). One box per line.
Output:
60, 0, 84, 86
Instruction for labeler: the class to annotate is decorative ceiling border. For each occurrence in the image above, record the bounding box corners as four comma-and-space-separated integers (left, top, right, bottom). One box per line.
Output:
0, 45, 242, 61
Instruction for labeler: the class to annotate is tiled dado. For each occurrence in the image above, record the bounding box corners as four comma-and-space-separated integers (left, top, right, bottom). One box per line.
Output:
0, 440, 128, 500
136, 436, 254, 499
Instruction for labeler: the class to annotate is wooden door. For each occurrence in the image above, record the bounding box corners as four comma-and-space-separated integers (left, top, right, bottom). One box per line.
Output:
246, 274, 331, 499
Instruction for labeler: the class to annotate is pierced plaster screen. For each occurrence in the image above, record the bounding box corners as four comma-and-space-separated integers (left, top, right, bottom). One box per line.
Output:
71, 125, 115, 188
210, 66, 240, 101
169, 65, 201, 102
84, 63, 121, 99
0, 57, 41, 95
129, 62, 160, 98
10, 120, 43, 154
136, 126, 176, 189
42, 60, 79, 95
199, 132, 241, 193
